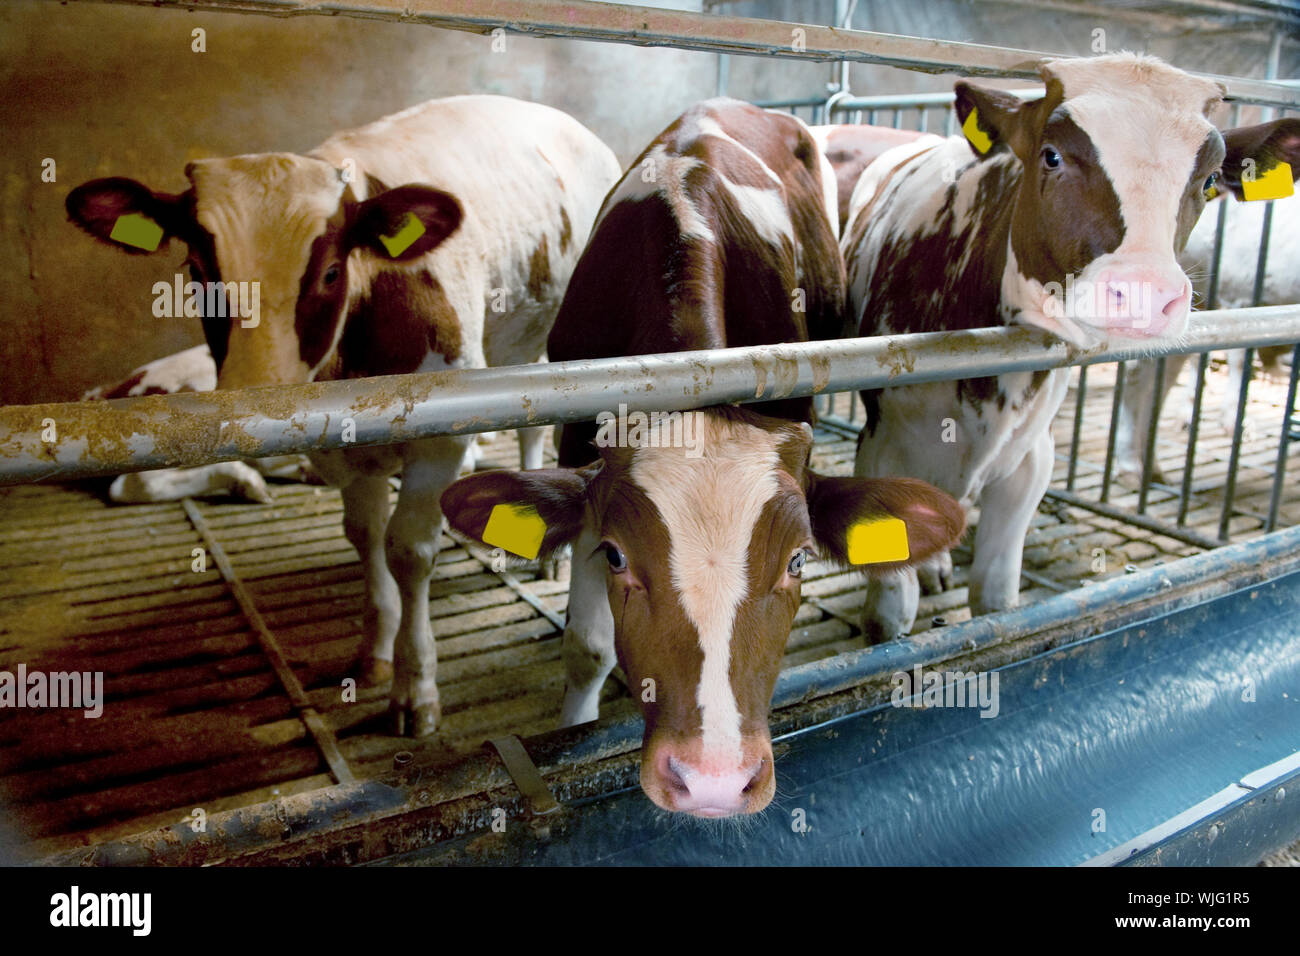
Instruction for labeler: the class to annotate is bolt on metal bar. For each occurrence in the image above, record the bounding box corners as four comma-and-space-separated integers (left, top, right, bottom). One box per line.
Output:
57, 0, 1300, 108
1266, 343, 1300, 532
1066, 365, 1088, 491
6, 308, 1300, 486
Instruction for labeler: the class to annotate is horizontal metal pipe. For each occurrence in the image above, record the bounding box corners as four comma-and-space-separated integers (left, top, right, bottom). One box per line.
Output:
4, 307, 1300, 485
58, 0, 1300, 107
832, 88, 1042, 110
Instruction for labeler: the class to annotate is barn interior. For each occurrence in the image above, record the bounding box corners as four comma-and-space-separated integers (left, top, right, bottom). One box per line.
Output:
1, 0, 1299, 866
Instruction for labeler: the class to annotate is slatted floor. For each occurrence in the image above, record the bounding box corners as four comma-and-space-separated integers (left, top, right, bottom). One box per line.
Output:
1, 355, 1298, 861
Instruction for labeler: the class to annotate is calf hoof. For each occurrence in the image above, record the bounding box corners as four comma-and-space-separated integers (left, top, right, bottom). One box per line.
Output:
359, 657, 394, 686
861, 618, 909, 645
389, 699, 440, 737
540, 552, 570, 583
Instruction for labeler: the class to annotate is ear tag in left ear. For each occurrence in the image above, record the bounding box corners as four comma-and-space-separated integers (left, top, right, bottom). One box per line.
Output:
962, 108, 993, 155
847, 516, 910, 564
1242, 160, 1294, 202
379, 211, 426, 257
482, 504, 547, 561
109, 213, 164, 251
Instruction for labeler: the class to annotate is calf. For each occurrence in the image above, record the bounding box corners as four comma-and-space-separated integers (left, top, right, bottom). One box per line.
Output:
841, 53, 1300, 640
809, 124, 928, 231
83, 344, 319, 503
441, 99, 965, 817
67, 95, 621, 735
1117, 190, 1300, 480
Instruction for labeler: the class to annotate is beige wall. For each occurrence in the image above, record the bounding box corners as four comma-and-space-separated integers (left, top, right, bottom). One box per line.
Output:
0, 0, 716, 404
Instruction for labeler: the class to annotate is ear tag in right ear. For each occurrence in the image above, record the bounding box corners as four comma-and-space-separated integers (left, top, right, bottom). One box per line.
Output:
847, 516, 910, 565
482, 503, 547, 561
1242, 160, 1294, 202
379, 211, 426, 257
109, 213, 164, 252
962, 108, 993, 155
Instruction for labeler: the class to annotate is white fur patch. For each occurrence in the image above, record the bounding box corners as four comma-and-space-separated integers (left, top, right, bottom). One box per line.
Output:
628, 414, 782, 760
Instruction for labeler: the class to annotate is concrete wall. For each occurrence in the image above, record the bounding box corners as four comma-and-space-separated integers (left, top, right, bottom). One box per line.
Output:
1, 0, 1295, 404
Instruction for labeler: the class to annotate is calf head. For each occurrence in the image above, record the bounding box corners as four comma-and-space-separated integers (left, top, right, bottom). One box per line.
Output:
957, 53, 1300, 346
441, 407, 965, 816
66, 157, 463, 387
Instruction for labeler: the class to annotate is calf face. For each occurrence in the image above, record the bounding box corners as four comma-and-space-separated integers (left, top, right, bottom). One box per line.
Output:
953, 54, 1300, 345
65, 160, 462, 388
441, 407, 965, 816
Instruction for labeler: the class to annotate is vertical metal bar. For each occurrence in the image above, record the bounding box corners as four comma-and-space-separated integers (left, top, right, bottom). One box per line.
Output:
1178, 352, 1210, 526
1218, 347, 1255, 541
945, 105, 956, 136
917, 107, 928, 133
867, 108, 877, 125
892, 108, 901, 129
1266, 343, 1300, 532
851, 108, 863, 125
1066, 365, 1087, 491
715, 53, 730, 97
1101, 361, 1126, 504
1138, 357, 1166, 514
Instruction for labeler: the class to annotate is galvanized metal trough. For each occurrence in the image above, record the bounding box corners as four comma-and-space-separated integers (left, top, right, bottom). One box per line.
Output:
36, 524, 1300, 867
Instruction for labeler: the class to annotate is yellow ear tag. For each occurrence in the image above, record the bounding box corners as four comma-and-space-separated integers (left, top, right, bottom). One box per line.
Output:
379, 211, 426, 257
962, 108, 993, 155
847, 516, 910, 565
109, 213, 164, 252
1242, 160, 1294, 202
482, 503, 547, 561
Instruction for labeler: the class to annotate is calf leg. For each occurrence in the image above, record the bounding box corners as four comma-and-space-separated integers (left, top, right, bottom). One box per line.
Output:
968, 432, 1053, 615
558, 523, 616, 727
517, 425, 547, 471
340, 475, 400, 684
387, 438, 470, 737
861, 569, 921, 644
916, 550, 953, 595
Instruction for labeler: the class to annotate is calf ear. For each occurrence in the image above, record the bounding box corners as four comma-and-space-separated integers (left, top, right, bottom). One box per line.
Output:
954, 82, 1039, 161
806, 473, 966, 574
1220, 119, 1300, 201
440, 463, 601, 562
66, 177, 188, 254
345, 185, 462, 261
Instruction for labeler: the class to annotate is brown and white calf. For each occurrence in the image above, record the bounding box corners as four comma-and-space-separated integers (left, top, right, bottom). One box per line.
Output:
67, 95, 621, 735
842, 53, 1300, 641
1117, 187, 1300, 480
440, 99, 965, 817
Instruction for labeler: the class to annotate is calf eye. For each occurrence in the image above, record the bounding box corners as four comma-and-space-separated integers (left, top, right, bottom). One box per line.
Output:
323, 263, 341, 286
1041, 146, 1062, 170
787, 549, 808, 578
604, 545, 628, 574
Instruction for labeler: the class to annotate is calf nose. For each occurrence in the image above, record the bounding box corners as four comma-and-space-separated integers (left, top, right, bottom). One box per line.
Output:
1095, 271, 1190, 337
659, 752, 767, 817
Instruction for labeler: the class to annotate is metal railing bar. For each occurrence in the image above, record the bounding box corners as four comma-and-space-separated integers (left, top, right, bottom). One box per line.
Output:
1138, 357, 1166, 514
1066, 365, 1087, 491
1266, 343, 1300, 532
5, 307, 1300, 486
55, 0, 1300, 108
1044, 489, 1226, 550
1101, 361, 1126, 504
1178, 353, 1212, 526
